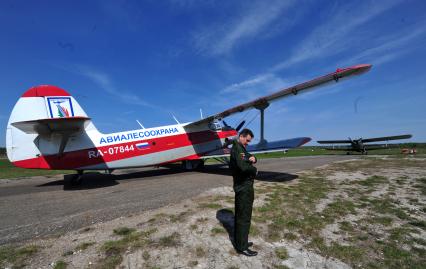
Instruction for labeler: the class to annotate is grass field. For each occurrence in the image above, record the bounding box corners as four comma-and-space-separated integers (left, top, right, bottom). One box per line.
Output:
254, 144, 426, 159
0, 159, 72, 179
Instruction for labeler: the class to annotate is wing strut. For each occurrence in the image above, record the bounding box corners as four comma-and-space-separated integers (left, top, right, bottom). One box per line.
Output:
254, 100, 270, 147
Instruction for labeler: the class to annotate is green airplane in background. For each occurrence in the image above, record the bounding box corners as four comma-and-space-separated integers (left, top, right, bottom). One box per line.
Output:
317, 134, 412, 155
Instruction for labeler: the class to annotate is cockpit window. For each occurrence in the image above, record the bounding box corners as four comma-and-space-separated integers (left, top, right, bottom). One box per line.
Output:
208, 121, 222, 131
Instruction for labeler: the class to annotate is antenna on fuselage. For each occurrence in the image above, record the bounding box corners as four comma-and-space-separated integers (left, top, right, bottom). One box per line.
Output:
136, 120, 145, 129
200, 108, 203, 119
172, 114, 180, 124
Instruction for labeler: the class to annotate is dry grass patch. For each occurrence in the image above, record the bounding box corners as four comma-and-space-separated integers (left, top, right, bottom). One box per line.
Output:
275, 247, 289, 260
95, 228, 157, 269
252, 158, 426, 268
0, 245, 39, 269
157, 232, 181, 247
211, 226, 226, 235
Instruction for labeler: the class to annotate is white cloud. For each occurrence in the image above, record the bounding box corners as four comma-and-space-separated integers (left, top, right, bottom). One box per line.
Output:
340, 26, 426, 66
220, 73, 294, 102
75, 65, 155, 108
193, 0, 297, 56
271, 0, 403, 71
222, 73, 275, 93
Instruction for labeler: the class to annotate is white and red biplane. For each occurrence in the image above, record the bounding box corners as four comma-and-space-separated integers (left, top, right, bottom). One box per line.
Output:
5, 64, 372, 184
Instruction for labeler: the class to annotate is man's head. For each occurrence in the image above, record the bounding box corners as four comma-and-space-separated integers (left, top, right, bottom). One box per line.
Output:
238, 128, 254, 147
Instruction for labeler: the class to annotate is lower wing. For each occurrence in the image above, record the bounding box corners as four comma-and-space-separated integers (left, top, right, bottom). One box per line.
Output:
317, 140, 350, 144
200, 137, 311, 159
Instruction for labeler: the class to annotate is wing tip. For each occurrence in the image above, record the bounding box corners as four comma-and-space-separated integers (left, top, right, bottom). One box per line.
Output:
298, 137, 312, 147
336, 63, 373, 74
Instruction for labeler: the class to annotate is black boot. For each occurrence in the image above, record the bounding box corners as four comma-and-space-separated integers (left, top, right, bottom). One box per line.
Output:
237, 248, 258, 256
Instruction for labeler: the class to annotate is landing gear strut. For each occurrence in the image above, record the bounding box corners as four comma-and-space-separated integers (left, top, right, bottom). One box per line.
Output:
182, 160, 205, 171
70, 170, 84, 186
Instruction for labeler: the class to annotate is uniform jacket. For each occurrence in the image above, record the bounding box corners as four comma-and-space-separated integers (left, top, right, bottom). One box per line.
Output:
229, 140, 257, 185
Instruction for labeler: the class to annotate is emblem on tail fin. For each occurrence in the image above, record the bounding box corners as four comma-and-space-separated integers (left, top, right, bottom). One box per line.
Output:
46, 97, 74, 118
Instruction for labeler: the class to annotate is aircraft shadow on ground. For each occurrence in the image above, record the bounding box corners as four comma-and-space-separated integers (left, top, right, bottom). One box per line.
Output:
199, 164, 299, 183
36, 163, 297, 190
37, 173, 119, 190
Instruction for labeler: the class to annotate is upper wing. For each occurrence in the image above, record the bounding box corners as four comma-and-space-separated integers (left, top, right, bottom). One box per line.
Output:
361, 134, 412, 143
187, 64, 372, 127
317, 140, 351, 144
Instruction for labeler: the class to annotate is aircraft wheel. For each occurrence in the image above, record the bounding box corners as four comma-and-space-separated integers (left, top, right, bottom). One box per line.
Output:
182, 160, 204, 171
195, 160, 205, 170
69, 172, 84, 186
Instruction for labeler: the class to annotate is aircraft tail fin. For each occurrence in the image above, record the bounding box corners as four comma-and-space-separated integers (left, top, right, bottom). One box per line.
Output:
6, 85, 99, 168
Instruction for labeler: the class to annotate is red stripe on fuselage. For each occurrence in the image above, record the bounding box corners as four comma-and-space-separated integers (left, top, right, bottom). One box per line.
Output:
13, 129, 237, 169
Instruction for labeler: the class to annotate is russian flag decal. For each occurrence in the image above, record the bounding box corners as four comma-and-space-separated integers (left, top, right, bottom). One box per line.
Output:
136, 142, 150, 150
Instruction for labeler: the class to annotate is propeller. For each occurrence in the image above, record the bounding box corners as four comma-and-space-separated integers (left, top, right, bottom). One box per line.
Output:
235, 120, 246, 132
221, 120, 245, 148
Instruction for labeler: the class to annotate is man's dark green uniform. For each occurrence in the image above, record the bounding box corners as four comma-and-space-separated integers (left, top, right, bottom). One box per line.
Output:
229, 139, 257, 251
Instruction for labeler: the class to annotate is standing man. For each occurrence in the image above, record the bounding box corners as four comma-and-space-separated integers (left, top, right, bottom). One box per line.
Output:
229, 128, 258, 256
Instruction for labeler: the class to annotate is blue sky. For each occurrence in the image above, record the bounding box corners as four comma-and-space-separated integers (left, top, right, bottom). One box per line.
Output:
1, 0, 425, 147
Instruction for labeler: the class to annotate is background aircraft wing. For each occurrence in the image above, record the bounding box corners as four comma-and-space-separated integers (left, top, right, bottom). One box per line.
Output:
361, 134, 412, 143
317, 140, 351, 144
322, 146, 353, 151
186, 64, 372, 128
363, 144, 388, 150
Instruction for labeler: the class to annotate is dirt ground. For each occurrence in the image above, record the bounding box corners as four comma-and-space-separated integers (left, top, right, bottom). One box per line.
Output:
1, 156, 425, 269
0, 156, 350, 245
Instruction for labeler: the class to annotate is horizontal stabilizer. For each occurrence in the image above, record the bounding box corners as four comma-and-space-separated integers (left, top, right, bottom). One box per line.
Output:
11, 116, 91, 156
11, 117, 90, 135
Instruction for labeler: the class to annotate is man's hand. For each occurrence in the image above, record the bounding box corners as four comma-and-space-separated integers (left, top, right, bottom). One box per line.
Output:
249, 156, 256, 164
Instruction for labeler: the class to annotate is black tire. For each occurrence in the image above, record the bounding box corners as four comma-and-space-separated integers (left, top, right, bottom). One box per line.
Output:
195, 160, 205, 170
70, 174, 83, 186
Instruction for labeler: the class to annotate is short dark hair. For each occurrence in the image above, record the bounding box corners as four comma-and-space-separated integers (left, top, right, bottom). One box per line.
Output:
239, 128, 254, 138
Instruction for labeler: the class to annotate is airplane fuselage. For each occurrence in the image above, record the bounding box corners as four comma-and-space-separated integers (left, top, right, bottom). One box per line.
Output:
12, 123, 237, 170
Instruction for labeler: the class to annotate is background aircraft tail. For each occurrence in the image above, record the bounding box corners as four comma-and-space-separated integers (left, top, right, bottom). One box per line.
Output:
6, 85, 100, 169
